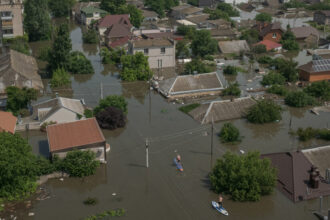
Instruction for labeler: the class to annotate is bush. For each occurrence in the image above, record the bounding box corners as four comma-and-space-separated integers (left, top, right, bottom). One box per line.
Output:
222, 82, 241, 96
50, 68, 71, 88
94, 95, 128, 115
266, 85, 288, 96
191, 30, 217, 57
247, 100, 282, 124
34, 156, 56, 176
257, 56, 273, 64
183, 59, 213, 74
38, 46, 51, 61
296, 127, 318, 141
5, 86, 38, 116
68, 51, 94, 74
62, 150, 100, 177
240, 29, 259, 44
176, 25, 196, 40
261, 72, 286, 86
304, 81, 330, 101
120, 52, 152, 81
223, 65, 238, 75
219, 123, 241, 143
84, 109, 93, 118
82, 29, 98, 44
40, 121, 57, 132
5, 36, 30, 55
216, 2, 240, 17
284, 91, 315, 107
83, 197, 98, 206
252, 44, 267, 54
179, 103, 200, 114
210, 151, 277, 201
96, 106, 126, 130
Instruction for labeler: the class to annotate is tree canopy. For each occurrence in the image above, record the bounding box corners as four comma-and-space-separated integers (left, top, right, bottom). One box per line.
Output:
96, 106, 126, 130
144, 0, 179, 17
281, 29, 299, 51
120, 52, 152, 81
222, 82, 241, 96
191, 30, 217, 57
94, 95, 128, 115
246, 100, 282, 124
255, 13, 272, 23
68, 51, 94, 74
304, 81, 330, 101
50, 68, 71, 88
223, 65, 238, 75
5, 86, 38, 116
219, 123, 241, 143
24, 0, 51, 41
100, 0, 126, 14
49, 0, 75, 17
210, 151, 277, 201
82, 29, 98, 44
261, 72, 286, 86
284, 91, 315, 107
240, 29, 259, 44
176, 40, 191, 59
183, 59, 213, 74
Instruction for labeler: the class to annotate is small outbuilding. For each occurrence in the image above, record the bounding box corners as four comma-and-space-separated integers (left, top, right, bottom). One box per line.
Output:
298, 59, 330, 82
47, 118, 109, 163
218, 40, 250, 54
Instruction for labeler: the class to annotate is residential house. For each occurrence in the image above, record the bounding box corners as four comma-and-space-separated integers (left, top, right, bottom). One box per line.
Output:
313, 10, 330, 25
199, 0, 214, 7
262, 145, 330, 202
189, 97, 256, 124
207, 19, 232, 30
0, 49, 44, 93
256, 22, 284, 43
104, 23, 133, 49
142, 9, 158, 22
211, 29, 237, 40
298, 58, 330, 82
97, 14, 132, 41
47, 118, 109, 163
0, 0, 23, 38
185, 14, 210, 28
32, 96, 86, 125
223, 0, 249, 4
171, 4, 203, 20
157, 72, 224, 100
255, 40, 282, 51
72, 1, 100, 24
291, 26, 319, 45
0, 111, 16, 133
129, 38, 175, 69
80, 6, 108, 26
218, 40, 250, 54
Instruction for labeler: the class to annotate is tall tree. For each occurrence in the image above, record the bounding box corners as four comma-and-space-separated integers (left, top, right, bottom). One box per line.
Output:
120, 52, 152, 81
49, 0, 76, 17
5, 86, 38, 115
48, 24, 72, 71
126, 5, 143, 28
191, 30, 217, 57
24, 0, 51, 41
100, 0, 126, 14
144, 0, 179, 17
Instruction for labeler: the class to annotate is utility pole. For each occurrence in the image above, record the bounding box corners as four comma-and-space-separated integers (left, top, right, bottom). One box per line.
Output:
210, 118, 214, 170
100, 82, 103, 99
146, 138, 149, 168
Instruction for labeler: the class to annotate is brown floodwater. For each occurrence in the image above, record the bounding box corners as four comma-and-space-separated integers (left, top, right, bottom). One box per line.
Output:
2, 19, 330, 220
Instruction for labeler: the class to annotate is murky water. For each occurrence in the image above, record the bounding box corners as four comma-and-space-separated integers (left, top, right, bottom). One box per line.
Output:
2, 19, 330, 220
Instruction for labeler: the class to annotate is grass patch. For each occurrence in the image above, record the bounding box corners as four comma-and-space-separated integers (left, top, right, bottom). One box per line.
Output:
179, 103, 200, 114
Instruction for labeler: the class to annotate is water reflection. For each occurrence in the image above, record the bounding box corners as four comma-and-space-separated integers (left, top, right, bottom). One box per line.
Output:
121, 81, 149, 104
73, 74, 93, 84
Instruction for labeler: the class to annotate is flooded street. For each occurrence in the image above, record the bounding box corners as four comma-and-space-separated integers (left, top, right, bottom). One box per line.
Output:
4, 20, 330, 220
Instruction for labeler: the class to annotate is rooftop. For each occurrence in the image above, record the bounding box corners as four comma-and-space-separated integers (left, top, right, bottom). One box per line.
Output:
0, 111, 17, 133
142, 9, 158, 18
98, 14, 132, 28
298, 59, 330, 73
132, 38, 174, 48
218, 40, 250, 54
259, 22, 284, 37
302, 145, 330, 178
317, 10, 330, 17
291, 26, 319, 39
255, 40, 282, 51
185, 14, 210, 24
104, 24, 132, 38
47, 118, 105, 152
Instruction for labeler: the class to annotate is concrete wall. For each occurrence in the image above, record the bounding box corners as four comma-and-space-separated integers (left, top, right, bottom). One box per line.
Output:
44, 108, 81, 124
0, 3, 23, 38
133, 45, 175, 69
53, 145, 106, 163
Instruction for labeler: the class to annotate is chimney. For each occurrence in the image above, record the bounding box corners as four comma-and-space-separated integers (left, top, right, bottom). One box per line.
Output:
55, 92, 59, 98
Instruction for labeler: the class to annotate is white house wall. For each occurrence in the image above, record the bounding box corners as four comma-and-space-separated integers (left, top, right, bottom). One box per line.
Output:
44, 108, 80, 124
134, 46, 175, 69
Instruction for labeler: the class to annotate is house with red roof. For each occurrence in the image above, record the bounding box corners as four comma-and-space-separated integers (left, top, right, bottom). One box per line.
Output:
97, 14, 132, 41
104, 23, 133, 49
255, 39, 282, 51
0, 111, 17, 134
255, 22, 285, 43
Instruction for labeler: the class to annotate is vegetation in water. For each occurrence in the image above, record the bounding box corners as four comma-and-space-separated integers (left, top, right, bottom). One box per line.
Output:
246, 100, 282, 124
50, 68, 71, 88
183, 59, 214, 74
222, 82, 241, 97
219, 123, 241, 143
5, 86, 38, 116
295, 127, 330, 141
96, 106, 126, 130
100, 48, 125, 65
266, 85, 288, 96
223, 65, 238, 75
304, 81, 330, 101
83, 197, 98, 206
179, 103, 200, 114
284, 91, 316, 107
68, 51, 94, 74
94, 95, 128, 115
84, 208, 126, 220
210, 151, 277, 201
191, 30, 218, 57
120, 52, 152, 81
3, 35, 30, 55
83, 29, 99, 44
143, 0, 179, 17
261, 72, 286, 86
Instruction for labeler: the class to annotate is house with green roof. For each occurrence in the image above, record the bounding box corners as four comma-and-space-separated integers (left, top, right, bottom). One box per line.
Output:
81, 6, 108, 25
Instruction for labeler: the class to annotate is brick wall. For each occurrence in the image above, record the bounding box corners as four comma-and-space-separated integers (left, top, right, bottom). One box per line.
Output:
263, 30, 282, 43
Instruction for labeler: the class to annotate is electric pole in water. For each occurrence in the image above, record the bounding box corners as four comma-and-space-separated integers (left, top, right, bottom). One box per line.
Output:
146, 138, 149, 168
210, 118, 214, 171
100, 82, 103, 99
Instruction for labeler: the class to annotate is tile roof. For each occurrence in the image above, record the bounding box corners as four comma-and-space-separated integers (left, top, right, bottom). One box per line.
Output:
109, 36, 130, 48
0, 111, 17, 133
291, 26, 319, 39
218, 40, 250, 54
255, 40, 282, 51
132, 38, 174, 48
259, 22, 284, 37
104, 24, 132, 38
47, 118, 105, 152
98, 14, 132, 28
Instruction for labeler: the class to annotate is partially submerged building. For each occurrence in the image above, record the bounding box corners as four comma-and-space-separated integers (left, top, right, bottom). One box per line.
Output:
157, 72, 224, 100
80, 6, 108, 25
47, 118, 109, 163
171, 4, 203, 20
188, 97, 255, 124
97, 14, 132, 41
262, 145, 330, 202
298, 59, 330, 82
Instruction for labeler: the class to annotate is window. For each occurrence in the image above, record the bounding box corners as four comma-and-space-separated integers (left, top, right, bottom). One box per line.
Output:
3, 29, 13, 34
144, 48, 149, 55
161, 47, 165, 54
1, 11, 12, 17
272, 33, 277, 38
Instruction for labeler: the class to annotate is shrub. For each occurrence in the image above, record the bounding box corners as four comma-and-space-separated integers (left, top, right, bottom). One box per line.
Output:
50, 68, 71, 88
34, 156, 56, 176
100, 48, 125, 65
6, 36, 30, 55
83, 197, 98, 206
216, 2, 240, 17
247, 100, 282, 124
179, 103, 200, 114
191, 30, 217, 57
183, 59, 213, 74
210, 151, 277, 201
40, 121, 57, 132
82, 29, 98, 44
38, 46, 51, 61
68, 51, 94, 74
223, 65, 238, 75
304, 81, 330, 101
284, 91, 315, 107
257, 56, 272, 64
84, 109, 93, 118
5, 86, 38, 116
240, 29, 259, 44
261, 72, 286, 86
266, 85, 288, 96
94, 95, 128, 115
296, 127, 318, 141
219, 123, 241, 143
222, 82, 241, 96
120, 52, 152, 81
96, 106, 126, 130
176, 25, 196, 40
62, 150, 100, 177
255, 12, 272, 23
252, 44, 267, 54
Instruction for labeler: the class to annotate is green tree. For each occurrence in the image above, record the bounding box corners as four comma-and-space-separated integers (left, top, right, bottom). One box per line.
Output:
144, 0, 179, 17
176, 25, 196, 40
304, 81, 330, 101
48, 24, 72, 71
222, 82, 241, 96
100, 48, 124, 64
183, 59, 213, 74
126, 5, 143, 28
284, 91, 315, 107
24, 0, 51, 41
176, 40, 190, 58
266, 85, 288, 96
94, 95, 128, 115
4, 35, 30, 55
5, 86, 38, 115
252, 44, 267, 54
281, 30, 299, 51
50, 68, 71, 88
96, 106, 126, 130
240, 29, 259, 44
210, 151, 277, 201
219, 123, 241, 143
216, 3, 239, 17
209, 9, 230, 21
255, 13, 272, 23
247, 100, 282, 124
191, 30, 217, 57
68, 51, 94, 74
82, 29, 98, 44
271, 58, 298, 82
0, 133, 39, 200
223, 65, 238, 75
261, 72, 286, 86
62, 150, 100, 177
100, 0, 126, 14
49, 0, 75, 17
120, 52, 152, 81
